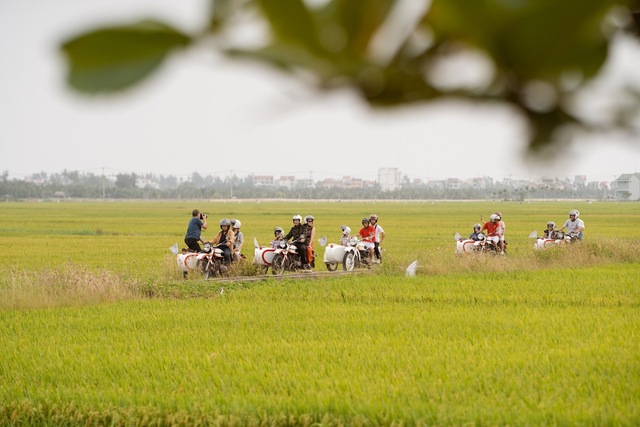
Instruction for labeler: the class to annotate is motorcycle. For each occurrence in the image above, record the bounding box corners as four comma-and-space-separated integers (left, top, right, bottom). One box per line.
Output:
271, 238, 309, 275
455, 233, 506, 255
253, 241, 278, 274
340, 237, 373, 271
532, 230, 577, 250
177, 243, 228, 279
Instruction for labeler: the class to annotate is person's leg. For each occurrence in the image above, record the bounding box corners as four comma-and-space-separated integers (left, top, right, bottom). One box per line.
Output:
185, 238, 201, 252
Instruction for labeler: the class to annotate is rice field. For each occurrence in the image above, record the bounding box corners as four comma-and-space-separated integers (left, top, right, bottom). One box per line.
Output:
1, 200, 639, 425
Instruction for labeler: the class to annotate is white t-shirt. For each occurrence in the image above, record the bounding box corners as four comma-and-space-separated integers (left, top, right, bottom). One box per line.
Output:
373, 224, 384, 243
563, 218, 585, 234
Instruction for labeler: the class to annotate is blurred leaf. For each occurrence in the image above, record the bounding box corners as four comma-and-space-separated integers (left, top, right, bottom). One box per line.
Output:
425, 0, 614, 80
61, 20, 191, 93
208, 0, 236, 31
257, 0, 320, 52
328, 0, 397, 55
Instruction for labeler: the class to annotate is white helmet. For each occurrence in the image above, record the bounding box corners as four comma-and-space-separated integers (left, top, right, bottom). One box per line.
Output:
569, 210, 579, 218
489, 214, 499, 222
547, 221, 555, 228
369, 214, 378, 221
292, 214, 302, 222
232, 220, 241, 229
340, 225, 351, 235
304, 215, 314, 223
219, 218, 231, 228
473, 223, 481, 231
274, 227, 284, 239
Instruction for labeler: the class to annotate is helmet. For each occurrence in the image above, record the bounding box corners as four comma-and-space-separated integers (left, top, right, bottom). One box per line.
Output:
489, 214, 498, 222
340, 225, 351, 235
292, 214, 302, 222
232, 220, 241, 229
274, 227, 284, 238
547, 221, 555, 228
361, 217, 370, 225
369, 214, 378, 221
230, 218, 238, 226
474, 223, 481, 231
569, 210, 579, 218
220, 219, 231, 228
494, 211, 502, 217
304, 215, 314, 223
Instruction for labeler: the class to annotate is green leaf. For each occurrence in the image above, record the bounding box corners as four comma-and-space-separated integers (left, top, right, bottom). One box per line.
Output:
329, 0, 398, 55
425, 0, 614, 80
257, 0, 320, 52
208, 0, 235, 31
61, 20, 191, 93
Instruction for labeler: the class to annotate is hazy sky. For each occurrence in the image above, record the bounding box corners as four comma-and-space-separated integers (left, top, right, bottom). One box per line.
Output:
1, 0, 639, 183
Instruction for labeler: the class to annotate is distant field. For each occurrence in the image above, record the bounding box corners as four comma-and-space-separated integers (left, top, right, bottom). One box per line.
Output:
1, 201, 639, 425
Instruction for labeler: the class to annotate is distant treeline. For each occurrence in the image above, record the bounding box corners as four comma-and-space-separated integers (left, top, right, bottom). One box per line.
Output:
0, 171, 609, 201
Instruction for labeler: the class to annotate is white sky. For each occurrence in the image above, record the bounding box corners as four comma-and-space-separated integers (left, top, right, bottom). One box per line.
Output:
1, 0, 639, 183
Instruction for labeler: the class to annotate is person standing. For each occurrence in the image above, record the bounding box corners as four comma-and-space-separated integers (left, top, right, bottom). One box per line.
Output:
369, 213, 385, 263
184, 209, 207, 252
558, 209, 585, 240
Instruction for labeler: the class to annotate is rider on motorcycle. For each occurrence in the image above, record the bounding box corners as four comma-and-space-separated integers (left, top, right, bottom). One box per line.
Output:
304, 215, 316, 268
271, 227, 285, 248
480, 214, 504, 254
358, 217, 376, 260
340, 225, 352, 246
284, 214, 309, 269
558, 209, 585, 240
209, 219, 235, 263
369, 214, 384, 264
543, 221, 558, 239
469, 224, 483, 241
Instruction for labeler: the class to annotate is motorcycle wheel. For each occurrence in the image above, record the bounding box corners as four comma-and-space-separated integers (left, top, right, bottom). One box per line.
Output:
343, 252, 356, 271
326, 262, 338, 271
271, 254, 286, 275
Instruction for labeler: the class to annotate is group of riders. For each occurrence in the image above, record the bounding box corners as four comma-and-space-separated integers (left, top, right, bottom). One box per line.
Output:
184, 209, 385, 270
466, 209, 585, 253
542, 209, 585, 241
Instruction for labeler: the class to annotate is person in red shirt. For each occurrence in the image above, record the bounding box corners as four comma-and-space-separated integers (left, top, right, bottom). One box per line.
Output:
481, 214, 504, 254
358, 217, 376, 259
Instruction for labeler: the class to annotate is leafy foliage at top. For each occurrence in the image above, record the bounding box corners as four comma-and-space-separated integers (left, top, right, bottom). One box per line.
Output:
61, 0, 640, 151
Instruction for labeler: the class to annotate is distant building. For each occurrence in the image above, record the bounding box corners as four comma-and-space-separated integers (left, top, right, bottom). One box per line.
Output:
613, 173, 640, 200
253, 175, 274, 186
378, 168, 402, 191
277, 176, 295, 189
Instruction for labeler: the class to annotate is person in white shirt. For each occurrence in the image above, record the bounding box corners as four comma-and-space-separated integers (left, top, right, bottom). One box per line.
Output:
558, 209, 585, 240
369, 214, 385, 263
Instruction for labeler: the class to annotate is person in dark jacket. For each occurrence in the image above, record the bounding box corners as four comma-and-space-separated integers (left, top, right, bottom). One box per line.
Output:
283, 214, 309, 270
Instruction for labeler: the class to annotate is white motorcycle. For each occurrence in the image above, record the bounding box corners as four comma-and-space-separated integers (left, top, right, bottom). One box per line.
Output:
177, 243, 228, 279
532, 230, 577, 250
324, 236, 372, 271
455, 232, 504, 254
253, 241, 278, 274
